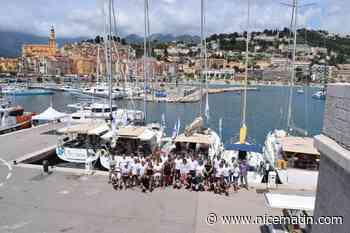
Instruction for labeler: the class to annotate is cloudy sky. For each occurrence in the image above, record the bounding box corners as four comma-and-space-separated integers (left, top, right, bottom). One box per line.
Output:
0, 0, 348, 38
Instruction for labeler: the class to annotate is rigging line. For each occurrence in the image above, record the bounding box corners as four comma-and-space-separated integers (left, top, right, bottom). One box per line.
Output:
108, 0, 114, 115
287, 0, 298, 132
304, 85, 309, 135
199, 0, 204, 117
203, 0, 210, 122
241, 0, 250, 127
143, 0, 148, 121
146, 0, 153, 100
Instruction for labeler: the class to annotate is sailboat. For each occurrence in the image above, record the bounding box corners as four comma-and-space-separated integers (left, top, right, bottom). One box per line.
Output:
222, 0, 264, 170
171, 0, 222, 161
99, 0, 163, 170
263, 0, 320, 172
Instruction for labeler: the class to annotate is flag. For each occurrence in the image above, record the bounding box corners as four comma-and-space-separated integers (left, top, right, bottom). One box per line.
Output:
122, 112, 128, 126
161, 113, 166, 129
172, 122, 177, 139
219, 118, 223, 140
205, 93, 210, 120
176, 118, 181, 136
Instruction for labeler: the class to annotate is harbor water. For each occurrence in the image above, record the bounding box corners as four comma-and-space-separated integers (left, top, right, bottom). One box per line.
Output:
8, 85, 325, 145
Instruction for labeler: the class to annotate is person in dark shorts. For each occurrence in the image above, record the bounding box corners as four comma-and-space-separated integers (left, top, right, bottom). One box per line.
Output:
192, 173, 205, 191
121, 163, 130, 189
174, 155, 182, 182
163, 157, 173, 187
203, 160, 214, 191
141, 161, 154, 192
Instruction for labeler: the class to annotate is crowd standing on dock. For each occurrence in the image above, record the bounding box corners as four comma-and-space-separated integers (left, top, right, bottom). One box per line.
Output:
108, 151, 254, 196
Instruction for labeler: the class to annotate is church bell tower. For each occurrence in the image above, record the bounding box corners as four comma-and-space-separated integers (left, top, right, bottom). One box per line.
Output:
48, 25, 57, 56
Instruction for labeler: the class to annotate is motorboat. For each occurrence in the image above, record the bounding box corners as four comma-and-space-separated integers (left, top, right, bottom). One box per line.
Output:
69, 102, 144, 125
312, 89, 326, 100
82, 86, 124, 100
56, 123, 109, 164
0, 100, 36, 134
172, 117, 222, 161
2, 86, 53, 96
99, 123, 164, 170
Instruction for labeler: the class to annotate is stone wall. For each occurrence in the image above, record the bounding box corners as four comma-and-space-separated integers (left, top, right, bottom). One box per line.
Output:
313, 83, 350, 233
323, 83, 350, 149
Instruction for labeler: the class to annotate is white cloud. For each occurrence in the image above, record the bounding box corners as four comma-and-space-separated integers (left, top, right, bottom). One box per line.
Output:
0, 0, 349, 37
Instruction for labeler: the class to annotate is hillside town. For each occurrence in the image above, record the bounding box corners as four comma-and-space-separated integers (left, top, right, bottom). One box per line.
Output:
1, 26, 350, 84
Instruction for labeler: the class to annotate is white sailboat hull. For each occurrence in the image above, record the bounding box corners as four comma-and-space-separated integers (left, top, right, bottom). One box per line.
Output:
263, 130, 286, 167
56, 147, 99, 164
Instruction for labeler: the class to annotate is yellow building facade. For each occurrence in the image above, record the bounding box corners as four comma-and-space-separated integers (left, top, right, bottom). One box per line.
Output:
0, 57, 19, 73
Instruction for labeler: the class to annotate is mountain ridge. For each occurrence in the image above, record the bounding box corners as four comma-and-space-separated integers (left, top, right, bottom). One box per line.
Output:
0, 30, 201, 57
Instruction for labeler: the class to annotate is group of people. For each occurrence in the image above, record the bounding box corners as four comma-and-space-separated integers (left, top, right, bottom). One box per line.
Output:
109, 152, 250, 196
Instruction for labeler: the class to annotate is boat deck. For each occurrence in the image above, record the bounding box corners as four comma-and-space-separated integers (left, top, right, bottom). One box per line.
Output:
279, 136, 320, 156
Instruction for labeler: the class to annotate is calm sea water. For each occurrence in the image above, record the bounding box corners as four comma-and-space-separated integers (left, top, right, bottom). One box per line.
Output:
9, 85, 325, 145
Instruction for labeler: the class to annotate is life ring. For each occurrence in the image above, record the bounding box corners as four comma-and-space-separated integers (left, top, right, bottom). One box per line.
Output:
96, 149, 108, 158
57, 147, 65, 156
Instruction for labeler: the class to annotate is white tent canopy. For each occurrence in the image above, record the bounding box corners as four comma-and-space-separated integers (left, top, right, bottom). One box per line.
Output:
32, 106, 68, 121
264, 193, 315, 211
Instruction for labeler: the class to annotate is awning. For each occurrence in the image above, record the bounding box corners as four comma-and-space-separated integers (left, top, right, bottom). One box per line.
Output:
87, 124, 109, 135
32, 106, 68, 121
101, 126, 149, 141
280, 136, 320, 155
174, 133, 214, 145
224, 143, 263, 153
264, 193, 315, 211
59, 123, 106, 135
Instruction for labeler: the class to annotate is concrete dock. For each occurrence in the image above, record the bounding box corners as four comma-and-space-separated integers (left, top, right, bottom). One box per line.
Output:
0, 165, 316, 233
0, 124, 317, 233
0, 123, 63, 162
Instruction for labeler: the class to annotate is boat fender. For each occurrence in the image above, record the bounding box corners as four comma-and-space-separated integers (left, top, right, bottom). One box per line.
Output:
111, 139, 117, 149
97, 149, 108, 158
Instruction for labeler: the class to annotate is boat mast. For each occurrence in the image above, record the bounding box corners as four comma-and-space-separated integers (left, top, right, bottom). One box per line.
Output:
239, 0, 250, 144
199, 0, 205, 117
96, 45, 100, 85
104, 0, 113, 117
287, 0, 298, 131
143, 0, 149, 121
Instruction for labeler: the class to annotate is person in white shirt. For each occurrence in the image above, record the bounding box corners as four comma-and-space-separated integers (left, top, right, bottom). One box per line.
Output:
214, 163, 229, 196
232, 163, 240, 192
180, 158, 191, 188
130, 158, 140, 187
222, 162, 230, 185
174, 155, 182, 182
213, 155, 221, 173
189, 157, 198, 176
195, 160, 204, 176
138, 160, 146, 177
121, 163, 130, 189
153, 160, 163, 187
127, 155, 135, 168
119, 154, 128, 170
160, 153, 167, 166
